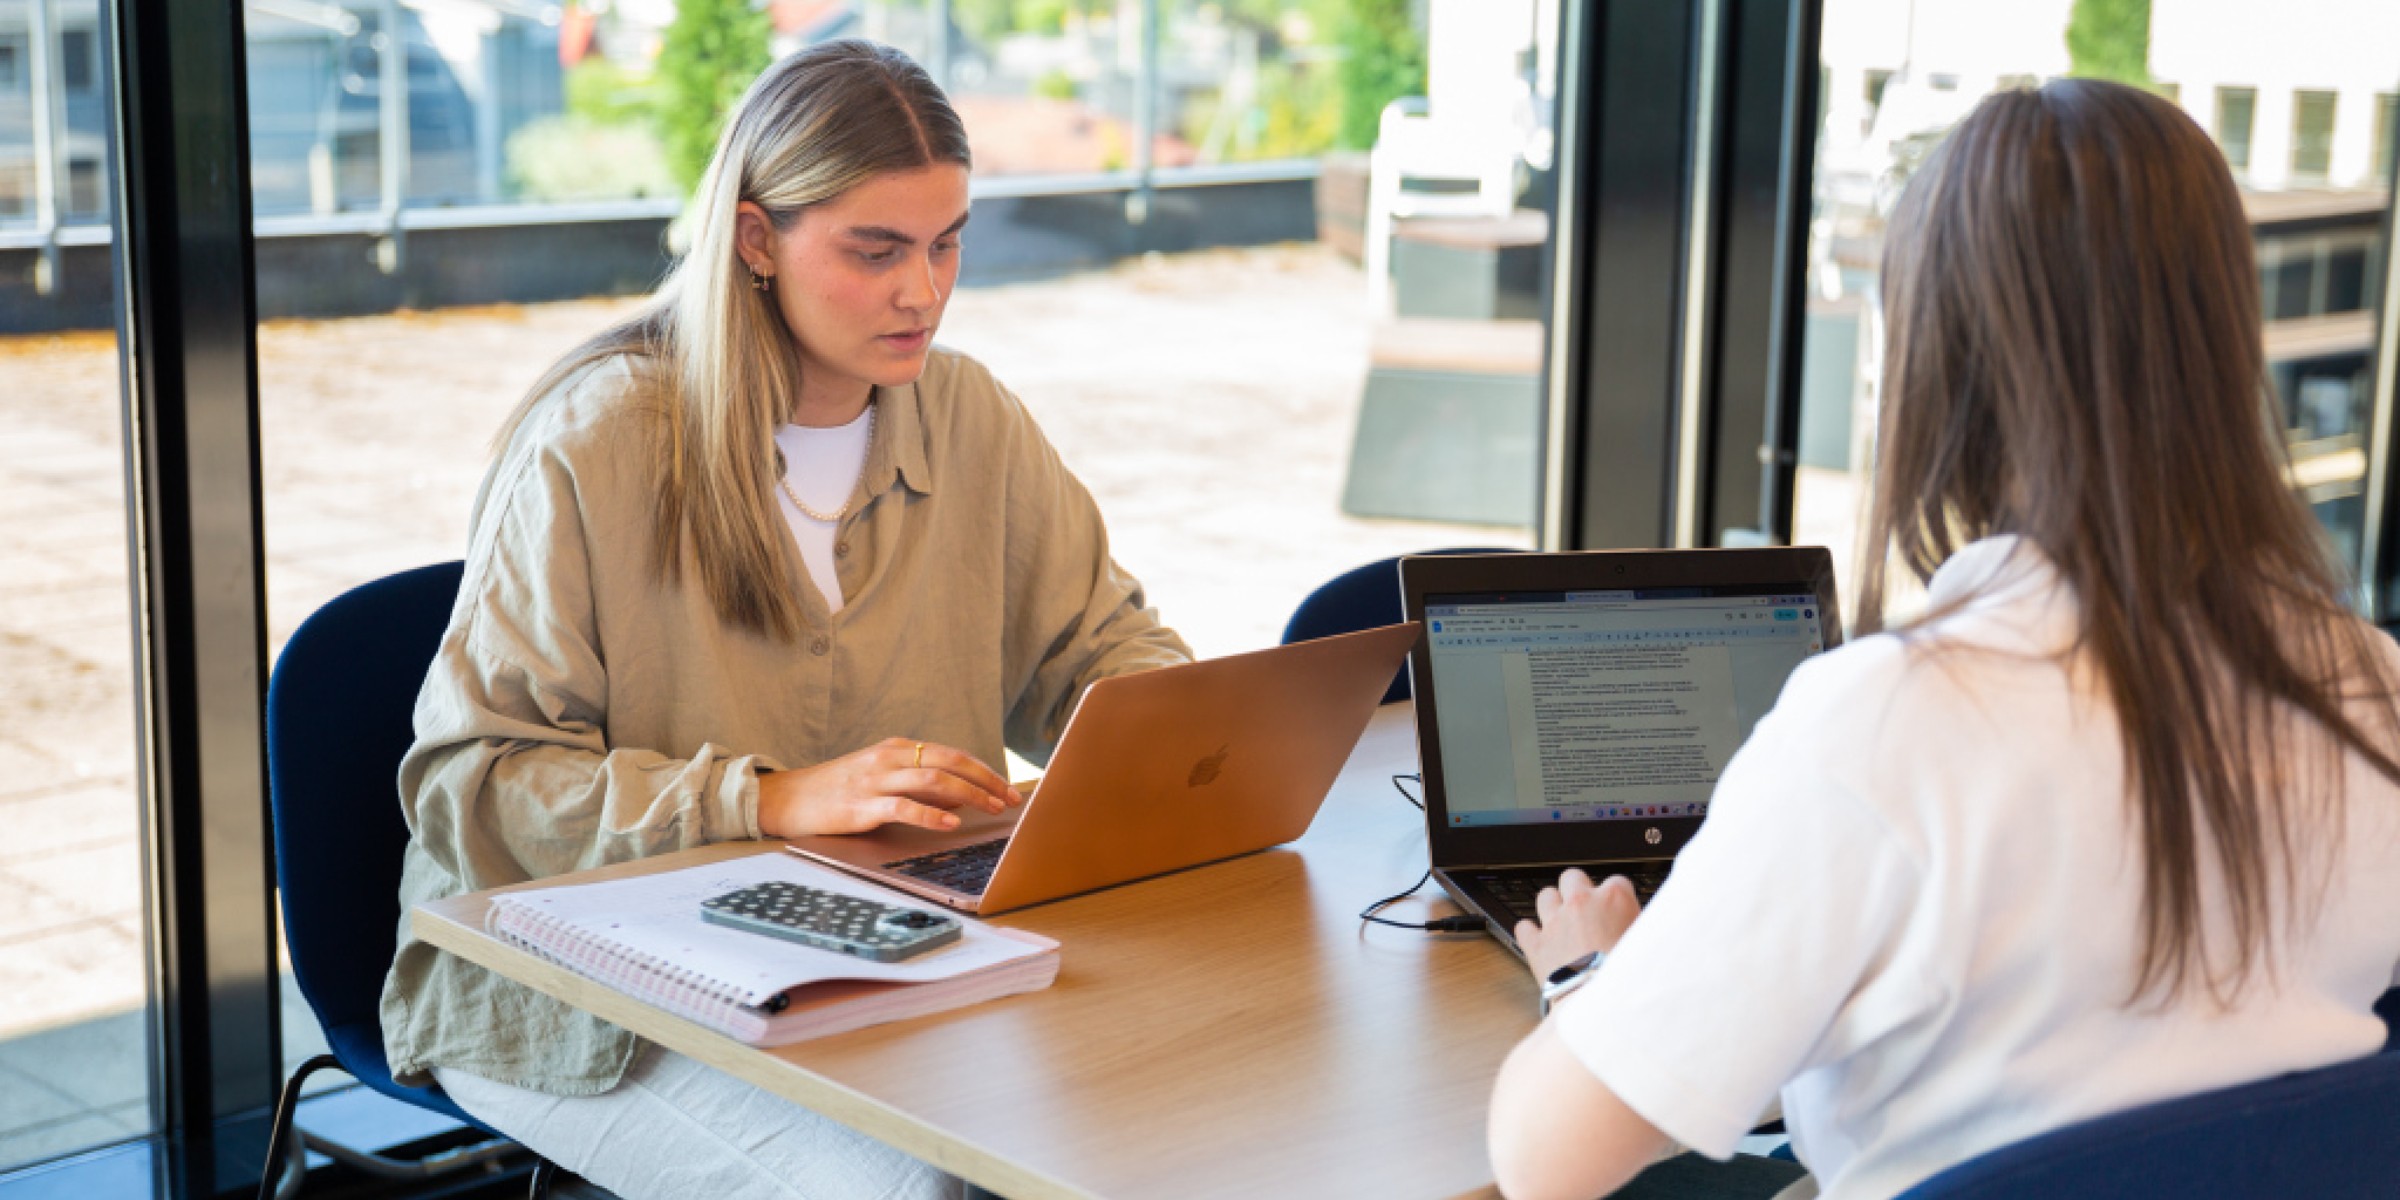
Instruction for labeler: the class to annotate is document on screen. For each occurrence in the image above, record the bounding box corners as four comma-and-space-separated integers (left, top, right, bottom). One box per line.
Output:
1500, 643, 1741, 810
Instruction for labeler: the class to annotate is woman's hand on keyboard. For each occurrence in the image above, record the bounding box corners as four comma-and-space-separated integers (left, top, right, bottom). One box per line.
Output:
757, 738, 1026, 838
1516, 869, 1644, 983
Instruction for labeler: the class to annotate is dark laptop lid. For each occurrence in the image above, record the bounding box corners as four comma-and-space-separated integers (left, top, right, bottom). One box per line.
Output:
1400, 548, 1842, 870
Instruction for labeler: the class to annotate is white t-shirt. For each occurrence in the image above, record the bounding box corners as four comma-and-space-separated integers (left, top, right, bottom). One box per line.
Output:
1554, 536, 2400, 1199
773, 411, 874, 614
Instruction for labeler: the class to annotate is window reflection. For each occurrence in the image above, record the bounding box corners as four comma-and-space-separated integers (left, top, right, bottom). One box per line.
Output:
224, 0, 1548, 1090
1798, 0, 2398, 618
0, 0, 151, 1172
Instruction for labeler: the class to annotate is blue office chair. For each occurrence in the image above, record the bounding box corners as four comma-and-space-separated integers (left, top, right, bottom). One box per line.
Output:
1282, 547, 1516, 703
261, 561, 532, 1197
1894, 1039, 2400, 1198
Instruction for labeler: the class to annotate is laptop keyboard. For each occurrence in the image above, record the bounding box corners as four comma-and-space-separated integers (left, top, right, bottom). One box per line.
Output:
883, 838, 1010, 895
1464, 863, 1674, 926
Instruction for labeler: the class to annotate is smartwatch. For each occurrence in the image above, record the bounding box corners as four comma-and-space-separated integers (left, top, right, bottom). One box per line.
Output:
1539, 950, 1604, 1017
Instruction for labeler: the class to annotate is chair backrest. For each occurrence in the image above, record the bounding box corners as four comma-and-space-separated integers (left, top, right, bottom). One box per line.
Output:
1897, 1047, 2400, 1199
266, 562, 463, 1039
1424, 0, 1536, 132
1282, 548, 1514, 704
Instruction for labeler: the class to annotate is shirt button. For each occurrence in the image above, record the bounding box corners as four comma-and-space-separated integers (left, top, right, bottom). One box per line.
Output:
809, 637, 829, 656
834, 541, 850, 557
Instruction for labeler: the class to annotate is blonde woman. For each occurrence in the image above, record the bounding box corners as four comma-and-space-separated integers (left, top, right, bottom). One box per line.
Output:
1486, 81, 2400, 1199
378, 40, 1190, 1198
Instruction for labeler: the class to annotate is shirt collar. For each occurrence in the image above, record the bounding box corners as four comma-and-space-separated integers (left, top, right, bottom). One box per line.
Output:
1923, 534, 2058, 610
865, 379, 935, 498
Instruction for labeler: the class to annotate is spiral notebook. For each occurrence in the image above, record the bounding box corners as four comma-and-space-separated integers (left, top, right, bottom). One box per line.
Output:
486, 853, 1060, 1046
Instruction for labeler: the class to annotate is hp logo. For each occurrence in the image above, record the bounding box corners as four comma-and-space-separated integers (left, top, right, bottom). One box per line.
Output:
1644, 827, 1662, 846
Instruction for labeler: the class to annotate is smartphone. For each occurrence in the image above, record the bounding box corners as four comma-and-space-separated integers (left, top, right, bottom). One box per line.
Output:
700, 880, 962, 962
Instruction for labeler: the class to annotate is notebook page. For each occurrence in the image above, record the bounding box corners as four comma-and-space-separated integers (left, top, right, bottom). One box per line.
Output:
488, 853, 1050, 1007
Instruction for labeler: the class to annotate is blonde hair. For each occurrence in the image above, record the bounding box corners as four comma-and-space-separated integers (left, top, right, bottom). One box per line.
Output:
500, 40, 971, 640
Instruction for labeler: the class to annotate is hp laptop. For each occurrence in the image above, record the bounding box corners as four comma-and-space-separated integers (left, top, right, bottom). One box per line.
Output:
787, 621, 1421, 915
1400, 548, 1840, 956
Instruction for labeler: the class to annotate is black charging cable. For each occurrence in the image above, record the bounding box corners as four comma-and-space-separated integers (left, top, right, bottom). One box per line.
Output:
1358, 773, 1483, 933
1359, 868, 1485, 932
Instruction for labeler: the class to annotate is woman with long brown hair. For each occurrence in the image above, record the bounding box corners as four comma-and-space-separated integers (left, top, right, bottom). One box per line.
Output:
1484, 79, 2400, 1199
378, 40, 1188, 1198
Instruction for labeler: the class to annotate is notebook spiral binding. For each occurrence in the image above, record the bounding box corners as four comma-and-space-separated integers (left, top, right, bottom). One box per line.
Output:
490, 902, 782, 1030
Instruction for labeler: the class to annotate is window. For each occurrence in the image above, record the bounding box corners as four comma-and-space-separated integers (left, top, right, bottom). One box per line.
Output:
236, 4, 1555, 1082
2291, 89, 2337, 182
2376, 93, 2397, 184
2214, 86, 2256, 172
1797, 6, 2399, 618
60, 29, 93, 94
0, 12, 149, 1180
0, 163, 28, 217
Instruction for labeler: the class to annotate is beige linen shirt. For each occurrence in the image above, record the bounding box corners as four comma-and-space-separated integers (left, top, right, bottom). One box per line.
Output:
380, 347, 1191, 1095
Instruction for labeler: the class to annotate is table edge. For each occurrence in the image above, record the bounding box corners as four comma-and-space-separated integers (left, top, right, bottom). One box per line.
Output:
409, 849, 1098, 1200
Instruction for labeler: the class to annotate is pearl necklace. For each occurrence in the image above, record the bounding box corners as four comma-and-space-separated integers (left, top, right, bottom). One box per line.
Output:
777, 403, 875, 524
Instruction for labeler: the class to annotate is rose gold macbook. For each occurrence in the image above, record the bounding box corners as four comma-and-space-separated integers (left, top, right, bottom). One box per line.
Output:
785, 621, 1420, 915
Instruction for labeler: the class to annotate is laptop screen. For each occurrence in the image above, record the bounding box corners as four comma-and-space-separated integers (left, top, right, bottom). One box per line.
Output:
1421, 585, 1826, 829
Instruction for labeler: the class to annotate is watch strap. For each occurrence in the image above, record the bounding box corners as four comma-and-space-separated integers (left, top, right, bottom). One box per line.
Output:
1539, 950, 1605, 1017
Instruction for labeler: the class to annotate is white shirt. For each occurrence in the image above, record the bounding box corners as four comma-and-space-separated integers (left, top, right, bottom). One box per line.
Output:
1553, 536, 2400, 1199
773, 410, 874, 613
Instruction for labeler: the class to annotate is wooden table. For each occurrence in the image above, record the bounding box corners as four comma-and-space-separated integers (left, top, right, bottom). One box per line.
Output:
414, 704, 1532, 1200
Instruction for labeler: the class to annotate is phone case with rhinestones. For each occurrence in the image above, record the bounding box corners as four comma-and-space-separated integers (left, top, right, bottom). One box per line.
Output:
699, 881, 962, 962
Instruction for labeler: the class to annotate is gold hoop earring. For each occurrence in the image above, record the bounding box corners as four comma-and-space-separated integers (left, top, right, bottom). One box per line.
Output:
749, 267, 772, 293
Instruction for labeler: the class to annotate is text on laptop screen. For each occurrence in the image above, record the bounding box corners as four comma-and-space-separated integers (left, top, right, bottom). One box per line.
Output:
1424, 586, 1825, 828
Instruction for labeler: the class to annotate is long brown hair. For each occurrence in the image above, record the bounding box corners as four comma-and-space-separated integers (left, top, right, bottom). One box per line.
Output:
1862, 79, 2400, 1003
498, 40, 970, 640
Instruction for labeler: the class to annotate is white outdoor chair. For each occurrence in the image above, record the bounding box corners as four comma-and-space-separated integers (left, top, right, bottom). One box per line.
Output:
1362, 0, 1537, 314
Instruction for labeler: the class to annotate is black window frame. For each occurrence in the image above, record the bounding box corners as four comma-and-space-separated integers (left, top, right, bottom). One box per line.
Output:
113, 0, 283, 1188
1542, 0, 1823, 552
15, 0, 2400, 1195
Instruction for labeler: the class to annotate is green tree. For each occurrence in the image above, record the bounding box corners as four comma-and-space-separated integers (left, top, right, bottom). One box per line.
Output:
1335, 0, 1425, 151
2066, 0, 2151, 87
565, 58, 658, 127
655, 0, 772, 192
951, 0, 1096, 43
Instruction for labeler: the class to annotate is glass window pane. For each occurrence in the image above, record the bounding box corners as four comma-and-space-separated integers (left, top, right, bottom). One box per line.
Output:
1796, 0, 2398, 620
2292, 89, 2337, 181
0, 0, 154, 1172
947, 1, 1140, 176
2375, 92, 2396, 183
1160, 1, 1342, 167
253, 3, 1550, 1096
2216, 85, 2256, 171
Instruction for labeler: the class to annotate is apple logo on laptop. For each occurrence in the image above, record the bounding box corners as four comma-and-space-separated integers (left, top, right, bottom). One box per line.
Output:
1188, 744, 1231, 787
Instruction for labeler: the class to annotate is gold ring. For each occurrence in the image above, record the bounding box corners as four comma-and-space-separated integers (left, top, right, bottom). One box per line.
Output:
913, 742, 925, 769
